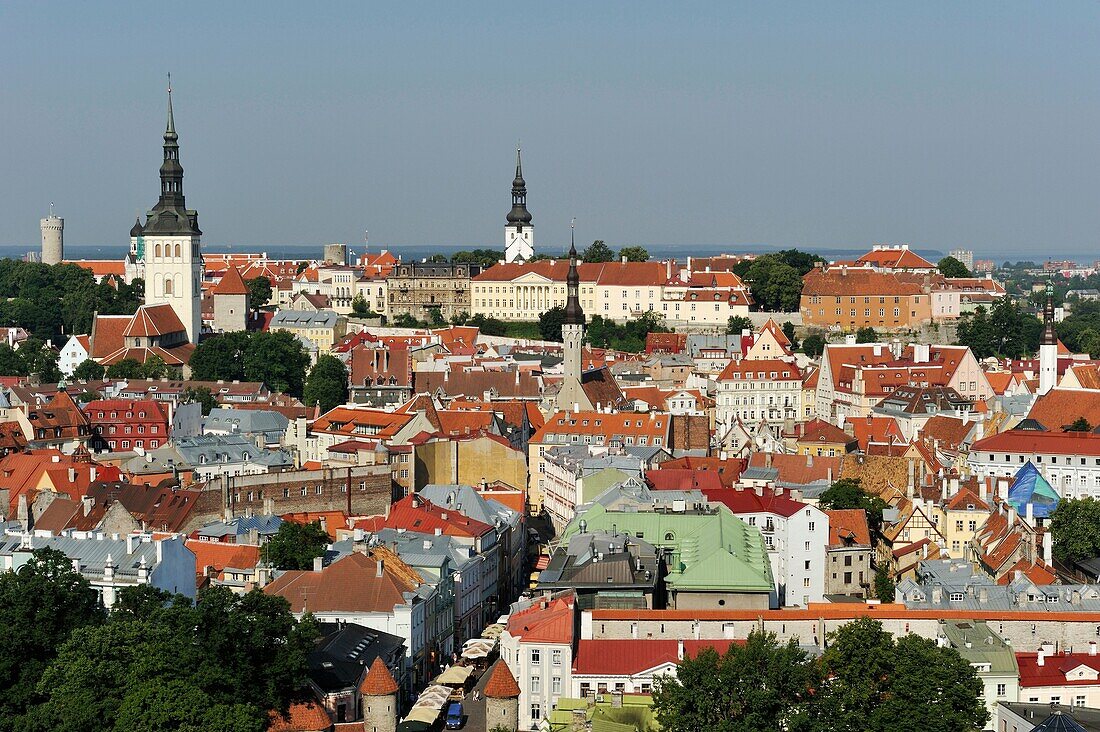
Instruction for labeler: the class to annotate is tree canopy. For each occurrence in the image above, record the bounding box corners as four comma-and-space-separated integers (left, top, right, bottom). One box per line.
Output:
451, 249, 504, 268
182, 386, 218, 416
654, 619, 988, 732
263, 521, 331, 571
245, 276, 272, 308
956, 299, 1042, 359
618, 246, 649, 262
801, 333, 826, 358
1056, 300, 1100, 355
937, 256, 972, 278
855, 326, 879, 343
586, 312, 670, 353
743, 255, 804, 312
1050, 496, 1100, 563
0, 340, 62, 382
726, 316, 753, 335
782, 321, 799, 350
190, 331, 310, 396
817, 478, 888, 534
302, 354, 349, 414
538, 306, 566, 343
581, 240, 615, 263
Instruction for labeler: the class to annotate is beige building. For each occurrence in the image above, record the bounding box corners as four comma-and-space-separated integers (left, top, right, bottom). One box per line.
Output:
414, 434, 529, 494
387, 262, 480, 322
269, 309, 346, 359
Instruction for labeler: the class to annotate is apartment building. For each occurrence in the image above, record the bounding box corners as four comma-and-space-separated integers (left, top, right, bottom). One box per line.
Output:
715, 358, 803, 431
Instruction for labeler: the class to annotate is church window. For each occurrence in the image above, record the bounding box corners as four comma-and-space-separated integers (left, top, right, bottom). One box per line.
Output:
155, 243, 162, 258
165, 278, 173, 295
174, 243, 181, 257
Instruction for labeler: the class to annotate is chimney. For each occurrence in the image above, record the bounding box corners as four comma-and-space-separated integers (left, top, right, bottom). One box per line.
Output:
1026, 502, 1034, 523
978, 587, 989, 604
67, 467, 76, 483
376, 558, 384, 577
313, 556, 323, 572
677, 638, 685, 660
1037, 651, 1045, 667
1090, 642, 1097, 656
82, 496, 94, 516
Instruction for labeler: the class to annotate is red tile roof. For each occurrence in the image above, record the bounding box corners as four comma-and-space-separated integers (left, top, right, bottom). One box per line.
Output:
355, 494, 493, 539
506, 595, 575, 645
122, 304, 187, 338
802, 268, 926, 298
360, 656, 399, 695
1028, 388, 1100, 432
973, 429, 1100, 455
1016, 652, 1100, 688
746, 453, 843, 486
797, 419, 856, 446
855, 247, 936, 270
482, 661, 521, 699
212, 265, 250, 296
825, 509, 871, 548
263, 552, 418, 614
573, 639, 741, 675
703, 486, 808, 518
850, 415, 905, 451
186, 540, 261, 584
89, 315, 130, 359
267, 701, 332, 731
718, 358, 802, 381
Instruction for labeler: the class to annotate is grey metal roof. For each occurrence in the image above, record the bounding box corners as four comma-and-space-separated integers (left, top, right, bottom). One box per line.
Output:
203, 407, 289, 437
537, 530, 658, 589
419, 484, 522, 530
0, 529, 182, 581
896, 560, 1100, 613
195, 514, 283, 539
270, 309, 339, 328
685, 333, 743, 357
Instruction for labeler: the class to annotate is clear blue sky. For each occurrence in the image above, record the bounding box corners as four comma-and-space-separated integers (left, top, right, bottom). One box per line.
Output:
3, 2, 1100, 257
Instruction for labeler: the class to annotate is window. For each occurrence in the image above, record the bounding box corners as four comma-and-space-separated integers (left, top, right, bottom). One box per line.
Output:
949, 592, 964, 602
530, 676, 541, 693
996, 684, 1006, 697
552, 649, 562, 665
552, 676, 562, 694
530, 649, 540, 664
530, 703, 541, 720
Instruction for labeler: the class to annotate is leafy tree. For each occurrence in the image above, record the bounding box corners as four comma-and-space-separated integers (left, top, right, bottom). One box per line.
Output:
72, 359, 105, 381
182, 386, 218, 416
1050, 496, 1100, 562
295, 261, 309, 275
350, 292, 371, 317
527, 253, 555, 262
581, 240, 615, 263
0, 344, 25, 376
452, 249, 504, 268
815, 618, 987, 732
782, 321, 799, 350
302, 355, 348, 414
1068, 417, 1093, 432
855, 326, 879, 344
426, 306, 446, 327
726, 316, 754, 335
802, 333, 826, 358
242, 331, 310, 397
817, 478, 889, 535
1078, 328, 1100, 358
937, 256, 972, 278
874, 565, 895, 602
105, 358, 145, 379
140, 354, 169, 379
393, 313, 423, 329
1056, 300, 1100, 354
618, 246, 649, 262
744, 255, 803, 311
188, 332, 250, 383
245, 276, 272, 308
0, 548, 105, 723
262, 521, 331, 571
466, 314, 507, 337
653, 630, 819, 732
18, 338, 62, 383
539, 306, 566, 342
772, 249, 827, 276
586, 312, 670, 353
956, 299, 1042, 359
426, 254, 449, 263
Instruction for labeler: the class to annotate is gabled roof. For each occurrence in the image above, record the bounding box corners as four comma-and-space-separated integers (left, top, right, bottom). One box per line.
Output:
825, 509, 871, 548
263, 551, 418, 614
267, 701, 332, 732
89, 314, 131, 359
797, 418, 856, 446
506, 595, 575, 645
855, 246, 936, 269
1028, 388, 1100, 432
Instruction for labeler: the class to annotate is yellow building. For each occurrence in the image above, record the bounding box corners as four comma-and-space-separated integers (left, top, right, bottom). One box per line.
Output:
414, 434, 529, 494
269, 309, 346, 359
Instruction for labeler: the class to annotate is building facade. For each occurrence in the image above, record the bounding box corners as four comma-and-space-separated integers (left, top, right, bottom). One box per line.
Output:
386, 263, 480, 323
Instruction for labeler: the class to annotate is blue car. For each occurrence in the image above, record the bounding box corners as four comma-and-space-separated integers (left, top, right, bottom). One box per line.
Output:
445, 701, 464, 729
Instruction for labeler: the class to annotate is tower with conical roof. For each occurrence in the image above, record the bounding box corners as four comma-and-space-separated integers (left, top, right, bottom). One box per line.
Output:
483, 660, 520, 731
504, 147, 534, 263
139, 76, 203, 344
1039, 280, 1058, 395
555, 221, 593, 413
212, 265, 250, 333
359, 657, 398, 732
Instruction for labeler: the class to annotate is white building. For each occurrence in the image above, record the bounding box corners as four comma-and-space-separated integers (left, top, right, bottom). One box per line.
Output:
716, 486, 828, 607
500, 593, 576, 730
58, 335, 91, 377
969, 429, 1100, 499
504, 148, 534, 264
715, 358, 803, 432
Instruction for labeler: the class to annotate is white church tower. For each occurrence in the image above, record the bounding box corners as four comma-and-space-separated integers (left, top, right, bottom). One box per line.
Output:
138, 77, 203, 343
1039, 281, 1058, 395
504, 147, 534, 263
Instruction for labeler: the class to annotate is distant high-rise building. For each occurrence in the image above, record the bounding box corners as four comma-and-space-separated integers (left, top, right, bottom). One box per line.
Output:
504, 147, 534, 263
40, 210, 63, 266
949, 248, 974, 271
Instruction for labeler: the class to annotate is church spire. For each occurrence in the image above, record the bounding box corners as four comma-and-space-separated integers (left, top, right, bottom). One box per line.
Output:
564, 218, 584, 326
506, 146, 532, 226
1041, 280, 1057, 346
166, 73, 176, 138
158, 74, 185, 211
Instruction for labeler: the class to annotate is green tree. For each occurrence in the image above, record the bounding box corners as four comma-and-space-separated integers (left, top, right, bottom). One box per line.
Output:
72, 359, 105, 381
1050, 496, 1100, 562
182, 386, 218, 416
726, 316, 754, 335
855, 326, 878, 343
539, 306, 566, 342
617, 246, 649, 262
188, 332, 249, 383
782, 321, 799, 350
815, 618, 987, 732
140, 354, 169, 379
957, 299, 1041, 359
466, 314, 507, 337
426, 306, 446, 327
19, 338, 62, 383
301, 355, 348, 414
653, 630, 819, 732
527, 253, 555, 262
105, 358, 144, 379
1078, 328, 1100, 358
426, 254, 449, 263
937, 256, 972, 278
242, 331, 310, 396
350, 292, 372, 317
874, 565, 895, 602
452, 249, 504, 268
0, 344, 25, 376
393, 313, 423, 329
581, 240, 615, 263
245, 276, 272, 308
262, 521, 331, 571
1068, 417, 1093, 432
744, 255, 803, 311
817, 478, 889, 535
802, 333, 826, 358
0, 548, 105, 723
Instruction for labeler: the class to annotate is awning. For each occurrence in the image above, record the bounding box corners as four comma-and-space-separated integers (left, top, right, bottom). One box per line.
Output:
435, 666, 472, 685
402, 707, 440, 724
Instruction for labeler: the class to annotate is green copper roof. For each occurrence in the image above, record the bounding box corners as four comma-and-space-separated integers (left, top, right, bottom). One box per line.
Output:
561, 503, 773, 594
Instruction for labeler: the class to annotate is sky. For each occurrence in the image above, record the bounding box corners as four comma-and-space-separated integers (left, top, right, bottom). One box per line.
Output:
3, 2, 1100, 257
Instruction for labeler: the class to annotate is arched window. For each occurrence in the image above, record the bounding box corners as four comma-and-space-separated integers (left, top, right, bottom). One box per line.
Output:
164, 277, 173, 295
154, 243, 162, 258
174, 243, 181, 258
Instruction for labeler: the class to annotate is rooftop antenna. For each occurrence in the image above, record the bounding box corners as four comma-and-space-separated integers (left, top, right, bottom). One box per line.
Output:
49, 202, 54, 217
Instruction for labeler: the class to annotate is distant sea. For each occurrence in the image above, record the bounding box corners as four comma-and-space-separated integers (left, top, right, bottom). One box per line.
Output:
0, 242, 1089, 266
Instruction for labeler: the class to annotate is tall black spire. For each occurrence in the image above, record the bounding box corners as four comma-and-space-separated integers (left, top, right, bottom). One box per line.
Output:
506, 146, 532, 226
144, 75, 200, 235
1042, 280, 1058, 346
563, 219, 584, 325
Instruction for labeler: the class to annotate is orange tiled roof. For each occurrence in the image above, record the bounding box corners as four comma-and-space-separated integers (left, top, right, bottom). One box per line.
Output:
123, 304, 187, 338
360, 657, 399, 695
267, 701, 332, 731
483, 661, 521, 698
825, 509, 872, 548
212, 265, 250, 296
1027, 388, 1100, 431
718, 358, 802, 381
